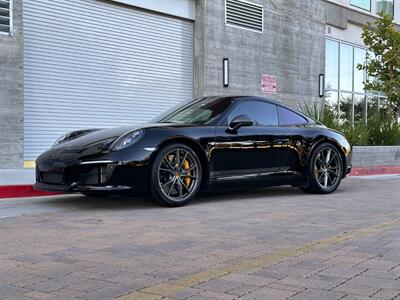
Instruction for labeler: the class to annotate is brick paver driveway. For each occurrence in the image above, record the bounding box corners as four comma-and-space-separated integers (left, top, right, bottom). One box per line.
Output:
1, 176, 400, 300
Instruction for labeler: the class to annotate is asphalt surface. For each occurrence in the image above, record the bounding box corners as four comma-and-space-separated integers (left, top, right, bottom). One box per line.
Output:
1, 175, 400, 300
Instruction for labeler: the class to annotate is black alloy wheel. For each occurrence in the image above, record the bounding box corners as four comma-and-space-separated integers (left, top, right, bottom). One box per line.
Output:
301, 143, 343, 194
150, 143, 202, 207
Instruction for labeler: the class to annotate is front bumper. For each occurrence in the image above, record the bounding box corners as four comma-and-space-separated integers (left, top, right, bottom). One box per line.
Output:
34, 147, 152, 193
34, 182, 133, 193
35, 159, 147, 193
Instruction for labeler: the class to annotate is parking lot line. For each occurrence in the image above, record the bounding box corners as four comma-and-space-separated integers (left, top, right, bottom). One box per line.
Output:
117, 218, 400, 300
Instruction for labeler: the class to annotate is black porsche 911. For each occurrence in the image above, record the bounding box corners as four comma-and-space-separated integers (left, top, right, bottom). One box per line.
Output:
35, 96, 352, 207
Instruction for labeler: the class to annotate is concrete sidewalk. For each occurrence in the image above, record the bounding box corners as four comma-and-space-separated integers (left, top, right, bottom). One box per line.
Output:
1, 177, 400, 299
0, 169, 58, 198
0, 169, 35, 185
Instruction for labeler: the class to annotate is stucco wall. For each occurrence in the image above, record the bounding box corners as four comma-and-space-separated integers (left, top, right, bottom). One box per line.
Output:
0, 0, 23, 168
195, 0, 326, 108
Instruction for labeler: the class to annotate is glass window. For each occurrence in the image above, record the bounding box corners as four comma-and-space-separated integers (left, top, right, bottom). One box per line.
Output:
325, 40, 339, 90
367, 95, 380, 117
277, 107, 308, 125
340, 43, 353, 92
158, 97, 234, 125
354, 47, 366, 93
324, 38, 385, 126
339, 93, 353, 125
351, 0, 371, 11
228, 101, 278, 126
376, 0, 394, 18
325, 91, 339, 117
353, 95, 367, 124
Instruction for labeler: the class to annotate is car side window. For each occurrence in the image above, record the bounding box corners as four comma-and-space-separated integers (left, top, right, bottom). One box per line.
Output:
227, 101, 279, 126
277, 106, 308, 126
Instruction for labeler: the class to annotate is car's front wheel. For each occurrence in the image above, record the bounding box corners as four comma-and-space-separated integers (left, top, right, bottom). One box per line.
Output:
149, 143, 202, 207
301, 143, 343, 194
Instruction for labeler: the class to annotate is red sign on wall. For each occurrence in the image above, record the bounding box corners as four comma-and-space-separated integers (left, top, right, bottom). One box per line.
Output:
261, 74, 277, 94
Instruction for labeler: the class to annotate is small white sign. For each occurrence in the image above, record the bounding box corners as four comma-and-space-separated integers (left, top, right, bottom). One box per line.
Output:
261, 74, 277, 94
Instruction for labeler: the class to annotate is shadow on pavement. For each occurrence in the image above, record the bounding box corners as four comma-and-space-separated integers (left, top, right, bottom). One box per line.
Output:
7, 179, 354, 214
31, 185, 307, 210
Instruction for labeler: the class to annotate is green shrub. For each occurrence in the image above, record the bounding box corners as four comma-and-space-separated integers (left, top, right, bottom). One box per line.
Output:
300, 101, 400, 146
367, 110, 400, 145
341, 122, 370, 146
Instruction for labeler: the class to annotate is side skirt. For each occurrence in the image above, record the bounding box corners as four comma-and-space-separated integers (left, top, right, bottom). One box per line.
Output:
206, 174, 309, 192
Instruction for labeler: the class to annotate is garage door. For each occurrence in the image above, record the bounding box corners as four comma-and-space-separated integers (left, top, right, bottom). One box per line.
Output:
23, 0, 194, 160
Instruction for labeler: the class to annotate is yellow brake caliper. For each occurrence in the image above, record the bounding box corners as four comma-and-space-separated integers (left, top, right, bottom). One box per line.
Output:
182, 159, 191, 188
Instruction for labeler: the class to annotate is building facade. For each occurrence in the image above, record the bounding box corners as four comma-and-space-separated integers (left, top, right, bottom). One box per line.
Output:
0, 0, 399, 169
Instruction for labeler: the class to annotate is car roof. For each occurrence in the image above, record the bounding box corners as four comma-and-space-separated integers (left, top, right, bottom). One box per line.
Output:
204, 96, 317, 124
205, 95, 289, 107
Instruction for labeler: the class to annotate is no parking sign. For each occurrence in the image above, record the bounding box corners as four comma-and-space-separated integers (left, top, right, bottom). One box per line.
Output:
261, 74, 277, 94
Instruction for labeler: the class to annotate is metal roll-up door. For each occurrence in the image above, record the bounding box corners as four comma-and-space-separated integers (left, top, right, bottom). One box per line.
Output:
23, 0, 194, 160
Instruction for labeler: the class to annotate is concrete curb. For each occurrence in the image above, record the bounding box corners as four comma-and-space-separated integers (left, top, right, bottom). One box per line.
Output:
0, 185, 59, 199
1, 165, 399, 199
350, 165, 400, 176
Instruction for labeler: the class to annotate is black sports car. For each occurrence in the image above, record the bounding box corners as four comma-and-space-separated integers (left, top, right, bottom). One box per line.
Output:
35, 96, 352, 206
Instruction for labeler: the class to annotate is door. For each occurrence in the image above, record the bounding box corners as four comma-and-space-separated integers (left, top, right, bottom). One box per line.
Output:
23, 0, 194, 161
210, 100, 291, 182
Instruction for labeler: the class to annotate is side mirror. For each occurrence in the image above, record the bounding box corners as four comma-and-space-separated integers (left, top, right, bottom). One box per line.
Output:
227, 115, 254, 132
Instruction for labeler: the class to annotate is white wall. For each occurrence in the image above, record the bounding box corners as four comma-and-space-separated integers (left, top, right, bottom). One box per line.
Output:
325, 0, 400, 24
326, 23, 365, 46
110, 0, 196, 20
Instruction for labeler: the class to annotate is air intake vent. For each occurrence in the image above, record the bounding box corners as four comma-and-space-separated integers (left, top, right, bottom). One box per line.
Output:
0, 0, 11, 34
225, 0, 263, 33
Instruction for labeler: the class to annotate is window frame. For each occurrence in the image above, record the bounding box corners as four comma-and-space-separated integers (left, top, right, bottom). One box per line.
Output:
350, 0, 372, 11
221, 99, 280, 127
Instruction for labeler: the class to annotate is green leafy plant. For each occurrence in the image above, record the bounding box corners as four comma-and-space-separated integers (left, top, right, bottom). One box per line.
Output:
299, 101, 339, 131
357, 12, 400, 114
341, 122, 370, 146
367, 110, 400, 145
300, 101, 400, 146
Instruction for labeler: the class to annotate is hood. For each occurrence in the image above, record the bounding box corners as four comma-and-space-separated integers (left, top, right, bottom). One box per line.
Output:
51, 123, 178, 150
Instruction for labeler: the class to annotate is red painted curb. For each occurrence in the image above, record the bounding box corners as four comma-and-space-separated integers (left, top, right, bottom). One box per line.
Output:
350, 166, 400, 176
0, 185, 60, 199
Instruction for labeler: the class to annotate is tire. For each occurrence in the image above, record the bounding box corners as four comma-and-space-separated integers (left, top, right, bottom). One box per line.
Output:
301, 143, 343, 194
149, 143, 202, 207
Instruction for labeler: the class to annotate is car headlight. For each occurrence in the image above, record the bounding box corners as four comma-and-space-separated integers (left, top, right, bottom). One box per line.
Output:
111, 130, 144, 151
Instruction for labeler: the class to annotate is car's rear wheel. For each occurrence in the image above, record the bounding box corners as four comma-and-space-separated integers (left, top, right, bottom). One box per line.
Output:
149, 143, 202, 207
301, 143, 343, 194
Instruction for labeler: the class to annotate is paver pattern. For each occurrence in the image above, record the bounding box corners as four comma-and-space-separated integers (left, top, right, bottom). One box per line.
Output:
1, 176, 400, 300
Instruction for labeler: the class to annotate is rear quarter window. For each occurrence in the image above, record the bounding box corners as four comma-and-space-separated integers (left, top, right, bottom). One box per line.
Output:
277, 106, 308, 126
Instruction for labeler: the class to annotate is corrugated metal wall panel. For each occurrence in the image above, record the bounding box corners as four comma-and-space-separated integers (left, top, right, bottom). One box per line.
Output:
24, 0, 194, 160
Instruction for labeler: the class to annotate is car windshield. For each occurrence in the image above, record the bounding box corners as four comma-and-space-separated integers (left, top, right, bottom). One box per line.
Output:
154, 97, 234, 125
